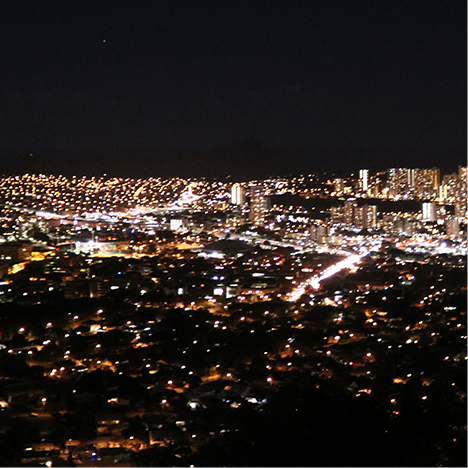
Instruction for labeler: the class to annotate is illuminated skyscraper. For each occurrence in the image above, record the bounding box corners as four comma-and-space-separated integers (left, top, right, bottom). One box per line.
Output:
455, 166, 467, 218
388, 168, 411, 197
353, 204, 377, 229
439, 167, 467, 218
249, 184, 267, 226
422, 202, 436, 222
344, 199, 357, 227
359, 169, 369, 192
440, 173, 459, 202
410, 168, 439, 198
362, 204, 377, 229
231, 183, 245, 205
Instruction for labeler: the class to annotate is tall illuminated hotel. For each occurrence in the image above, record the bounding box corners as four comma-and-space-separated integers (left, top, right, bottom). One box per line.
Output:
359, 169, 369, 192
231, 183, 245, 205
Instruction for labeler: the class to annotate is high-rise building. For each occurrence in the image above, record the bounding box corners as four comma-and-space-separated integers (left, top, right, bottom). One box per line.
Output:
359, 169, 369, 192
362, 204, 377, 229
421, 202, 436, 222
454, 198, 467, 218
455, 166, 467, 218
344, 199, 357, 227
439, 168, 467, 218
249, 184, 268, 226
440, 173, 460, 202
388, 168, 411, 196
410, 168, 439, 198
388, 167, 439, 199
231, 183, 245, 205
330, 205, 345, 224
354, 204, 377, 229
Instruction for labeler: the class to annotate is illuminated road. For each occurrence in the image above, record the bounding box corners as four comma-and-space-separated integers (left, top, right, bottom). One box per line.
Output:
288, 252, 367, 302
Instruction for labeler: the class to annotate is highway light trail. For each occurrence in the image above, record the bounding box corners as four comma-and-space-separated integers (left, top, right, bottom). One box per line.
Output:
288, 253, 366, 302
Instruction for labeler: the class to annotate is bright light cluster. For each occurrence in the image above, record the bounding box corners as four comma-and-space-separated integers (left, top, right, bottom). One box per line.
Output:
288, 253, 366, 302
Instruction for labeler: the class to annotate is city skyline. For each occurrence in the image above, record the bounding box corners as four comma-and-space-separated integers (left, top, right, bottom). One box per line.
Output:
0, 2, 466, 466
0, 164, 466, 466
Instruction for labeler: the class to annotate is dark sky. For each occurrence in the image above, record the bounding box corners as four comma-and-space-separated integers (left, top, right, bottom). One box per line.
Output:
0, 0, 466, 178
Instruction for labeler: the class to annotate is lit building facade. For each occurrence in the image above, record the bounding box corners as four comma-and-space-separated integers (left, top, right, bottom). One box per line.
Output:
388, 167, 439, 199
249, 184, 268, 226
359, 169, 369, 193
439, 167, 467, 218
422, 202, 436, 222
362, 204, 377, 229
231, 183, 245, 205
410, 168, 439, 199
388, 168, 411, 197
344, 199, 357, 227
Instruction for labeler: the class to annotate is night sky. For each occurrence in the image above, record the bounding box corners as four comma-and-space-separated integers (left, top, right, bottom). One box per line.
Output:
0, 0, 466, 178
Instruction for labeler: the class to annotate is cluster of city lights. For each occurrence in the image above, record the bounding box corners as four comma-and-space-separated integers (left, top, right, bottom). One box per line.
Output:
288, 253, 366, 302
